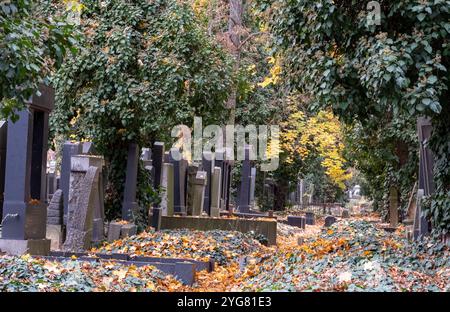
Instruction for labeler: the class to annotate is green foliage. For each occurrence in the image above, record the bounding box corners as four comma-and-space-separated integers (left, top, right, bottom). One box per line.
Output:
0, 0, 78, 120
50, 0, 233, 221
265, 0, 450, 232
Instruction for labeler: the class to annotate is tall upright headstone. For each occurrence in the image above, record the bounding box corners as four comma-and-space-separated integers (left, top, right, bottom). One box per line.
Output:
0, 121, 7, 219
389, 187, 399, 227
237, 145, 252, 213
186, 164, 200, 216
61, 142, 83, 225
170, 148, 187, 215
191, 171, 207, 216
210, 167, 222, 217
249, 167, 256, 208
122, 143, 140, 221
0, 85, 54, 255
161, 162, 174, 217
201, 151, 213, 215
151, 142, 165, 227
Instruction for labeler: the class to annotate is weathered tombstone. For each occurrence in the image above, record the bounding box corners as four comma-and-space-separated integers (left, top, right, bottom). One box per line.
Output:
122, 143, 140, 221
121, 223, 137, 238
81, 141, 96, 155
63, 155, 103, 251
216, 149, 233, 211
191, 171, 207, 216
287, 216, 306, 229
237, 145, 252, 213
0, 121, 7, 219
151, 142, 165, 227
305, 212, 316, 225
0, 85, 54, 255
107, 221, 122, 242
201, 151, 213, 215
186, 164, 200, 216
210, 167, 222, 217
161, 162, 174, 217
249, 167, 256, 208
46, 189, 64, 250
324, 216, 337, 227
170, 148, 187, 215
46, 173, 56, 202
61, 142, 83, 225
389, 187, 399, 227
341, 209, 350, 219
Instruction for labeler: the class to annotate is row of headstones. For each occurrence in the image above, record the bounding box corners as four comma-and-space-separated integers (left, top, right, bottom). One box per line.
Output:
287, 210, 349, 229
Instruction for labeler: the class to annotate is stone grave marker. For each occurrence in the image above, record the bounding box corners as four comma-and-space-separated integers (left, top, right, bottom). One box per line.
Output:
46, 173, 56, 202
161, 162, 174, 217
122, 143, 140, 221
61, 142, 83, 225
237, 145, 252, 213
324, 216, 337, 227
191, 171, 207, 216
151, 142, 165, 228
0, 85, 54, 255
305, 212, 315, 225
341, 209, 350, 219
0, 120, 7, 219
186, 164, 200, 216
287, 216, 306, 229
201, 151, 213, 215
46, 189, 64, 250
63, 155, 103, 251
170, 148, 188, 215
210, 166, 222, 217
389, 187, 399, 227
250, 167, 256, 208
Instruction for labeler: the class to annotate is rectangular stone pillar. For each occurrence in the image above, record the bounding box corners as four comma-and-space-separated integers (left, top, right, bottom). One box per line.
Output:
186, 164, 200, 216
152, 142, 165, 189
61, 142, 82, 225
210, 167, 222, 217
201, 151, 214, 215
192, 171, 207, 216
122, 143, 139, 221
169, 148, 187, 215
166, 163, 174, 217
250, 167, 256, 208
0, 121, 7, 219
389, 187, 399, 227
237, 145, 252, 213
0, 85, 54, 255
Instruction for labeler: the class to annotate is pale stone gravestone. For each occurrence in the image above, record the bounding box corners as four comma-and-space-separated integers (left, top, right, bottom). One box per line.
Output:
61, 142, 83, 225
287, 216, 306, 229
63, 155, 103, 251
46, 189, 64, 250
389, 187, 399, 227
324, 216, 337, 227
122, 143, 140, 221
107, 221, 122, 242
186, 164, 200, 216
305, 212, 315, 225
0, 121, 7, 219
191, 171, 207, 216
237, 145, 252, 213
170, 148, 188, 215
0, 85, 54, 255
210, 167, 222, 217
161, 162, 174, 217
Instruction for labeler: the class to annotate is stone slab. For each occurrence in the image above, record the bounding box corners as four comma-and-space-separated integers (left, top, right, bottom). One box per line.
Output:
0, 238, 50, 255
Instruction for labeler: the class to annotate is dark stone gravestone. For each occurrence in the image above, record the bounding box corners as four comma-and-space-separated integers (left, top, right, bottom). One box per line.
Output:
237, 145, 252, 213
305, 212, 315, 225
0, 85, 54, 255
0, 121, 7, 219
46, 172, 56, 202
414, 117, 434, 239
249, 167, 256, 208
122, 143, 140, 221
201, 151, 213, 215
341, 209, 350, 219
287, 216, 306, 229
61, 142, 83, 225
151, 142, 164, 227
324, 216, 337, 227
214, 149, 233, 211
169, 148, 188, 215
210, 167, 222, 217
186, 164, 200, 216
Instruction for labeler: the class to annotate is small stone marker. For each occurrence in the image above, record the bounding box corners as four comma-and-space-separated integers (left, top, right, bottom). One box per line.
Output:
324, 216, 337, 227
305, 212, 315, 225
287, 216, 306, 229
107, 222, 122, 242
121, 223, 137, 238
210, 167, 222, 217
341, 209, 350, 219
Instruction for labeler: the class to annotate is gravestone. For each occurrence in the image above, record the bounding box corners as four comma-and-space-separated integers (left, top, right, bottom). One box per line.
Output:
324, 216, 337, 227
61, 142, 83, 225
122, 143, 140, 221
0, 85, 54, 255
237, 145, 252, 213
201, 151, 213, 215
170, 148, 188, 215
81, 142, 96, 155
0, 121, 7, 219
63, 155, 103, 251
191, 171, 207, 216
161, 162, 174, 217
249, 167, 256, 208
210, 167, 222, 217
46, 189, 64, 250
107, 222, 122, 242
46, 173, 56, 202
151, 142, 164, 227
186, 164, 200, 216
214, 149, 233, 211
341, 209, 350, 219
287, 216, 306, 229
305, 212, 315, 225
